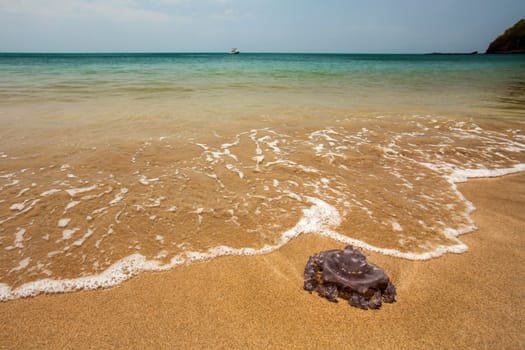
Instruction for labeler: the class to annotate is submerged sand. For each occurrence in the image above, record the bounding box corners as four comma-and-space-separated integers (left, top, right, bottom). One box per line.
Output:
0, 173, 524, 349
3, 115, 524, 291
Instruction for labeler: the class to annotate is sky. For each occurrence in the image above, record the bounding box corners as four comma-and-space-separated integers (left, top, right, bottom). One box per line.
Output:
0, 0, 524, 53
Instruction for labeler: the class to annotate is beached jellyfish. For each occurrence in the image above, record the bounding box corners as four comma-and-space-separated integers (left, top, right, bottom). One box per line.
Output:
304, 245, 396, 309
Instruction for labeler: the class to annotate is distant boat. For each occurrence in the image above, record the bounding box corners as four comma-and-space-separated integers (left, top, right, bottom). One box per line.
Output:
230, 48, 240, 54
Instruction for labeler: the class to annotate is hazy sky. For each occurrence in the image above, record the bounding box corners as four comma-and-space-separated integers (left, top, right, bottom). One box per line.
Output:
1, 0, 524, 53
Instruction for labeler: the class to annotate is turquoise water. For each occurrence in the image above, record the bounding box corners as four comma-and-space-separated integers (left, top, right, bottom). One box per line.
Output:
1, 53, 525, 117
1, 53, 525, 300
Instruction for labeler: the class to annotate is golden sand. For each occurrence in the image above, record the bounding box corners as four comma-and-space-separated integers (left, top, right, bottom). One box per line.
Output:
0, 173, 524, 349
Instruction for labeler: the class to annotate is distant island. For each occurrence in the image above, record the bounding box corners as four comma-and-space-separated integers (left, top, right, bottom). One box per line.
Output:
428, 51, 478, 55
486, 18, 525, 54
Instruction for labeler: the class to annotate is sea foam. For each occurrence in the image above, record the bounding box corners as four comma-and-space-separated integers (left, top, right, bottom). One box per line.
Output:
1, 119, 524, 302
5, 158, 524, 303
0, 196, 339, 301
450, 164, 525, 183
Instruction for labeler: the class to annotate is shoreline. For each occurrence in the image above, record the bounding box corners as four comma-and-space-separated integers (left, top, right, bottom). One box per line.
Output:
1, 164, 524, 302
1, 172, 524, 349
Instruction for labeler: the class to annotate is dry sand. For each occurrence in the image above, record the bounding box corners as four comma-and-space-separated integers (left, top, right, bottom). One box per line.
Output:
0, 173, 524, 349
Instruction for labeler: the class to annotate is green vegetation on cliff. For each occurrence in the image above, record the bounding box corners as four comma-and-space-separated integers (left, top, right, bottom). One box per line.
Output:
486, 19, 525, 53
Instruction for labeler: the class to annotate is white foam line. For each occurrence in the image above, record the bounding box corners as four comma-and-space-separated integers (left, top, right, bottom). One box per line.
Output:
221, 138, 240, 149
2, 163, 525, 302
62, 228, 80, 240
3, 179, 20, 188
73, 228, 95, 247
314, 228, 468, 261
14, 228, 26, 248
81, 186, 113, 200
9, 258, 31, 273
109, 188, 128, 205
449, 164, 525, 183
0, 196, 338, 301
139, 176, 159, 186
9, 202, 26, 211
226, 164, 244, 179
41, 189, 62, 197
258, 136, 282, 154
16, 188, 30, 198
2, 196, 447, 301
64, 200, 80, 212
65, 185, 97, 197
58, 218, 71, 228
0, 199, 40, 225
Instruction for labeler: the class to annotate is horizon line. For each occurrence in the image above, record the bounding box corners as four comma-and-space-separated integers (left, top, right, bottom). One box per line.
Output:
0, 50, 487, 55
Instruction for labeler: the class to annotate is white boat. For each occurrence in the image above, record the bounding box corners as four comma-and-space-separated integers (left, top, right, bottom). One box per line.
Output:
230, 48, 240, 54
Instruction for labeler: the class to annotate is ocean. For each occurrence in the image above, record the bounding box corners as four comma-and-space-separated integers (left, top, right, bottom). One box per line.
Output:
1, 53, 524, 300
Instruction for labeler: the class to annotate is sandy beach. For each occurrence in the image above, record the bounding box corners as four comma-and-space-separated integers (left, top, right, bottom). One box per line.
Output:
0, 172, 523, 349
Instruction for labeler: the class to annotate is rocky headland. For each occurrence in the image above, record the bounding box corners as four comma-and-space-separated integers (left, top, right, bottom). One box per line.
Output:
486, 18, 525, 53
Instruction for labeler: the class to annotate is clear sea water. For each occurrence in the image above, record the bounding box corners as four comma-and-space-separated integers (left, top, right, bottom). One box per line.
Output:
2, 53, 525, 118
1, 53, 524, 300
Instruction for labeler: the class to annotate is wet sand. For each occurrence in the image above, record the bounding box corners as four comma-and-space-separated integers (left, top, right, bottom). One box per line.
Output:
0, 172, 524, 349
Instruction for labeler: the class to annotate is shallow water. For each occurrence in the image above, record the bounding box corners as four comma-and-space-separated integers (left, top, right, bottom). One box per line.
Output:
1, 53, 524, 300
